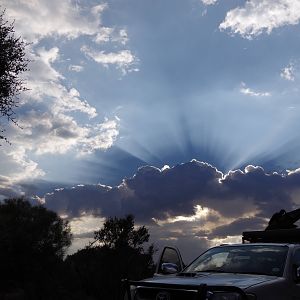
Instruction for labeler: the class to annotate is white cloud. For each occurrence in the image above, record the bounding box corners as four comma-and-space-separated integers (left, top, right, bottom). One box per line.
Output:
240, 82, 271, 97
93, 27, 114, 43
281, 63, 295, 81
93, 28, 129, 45
114, 29, 129, 45
219, 0, 300, 39
2, 0, 132, 59
38, 47, 60, 65
53, 86, 98, 118
0, 144, 45, 199
18, 112, 86, 155
26, 80, 97, 118
1, 0, 107, 43
16, 111, 119, 156
80, 119, 120, 155
201, 0, 218, 5
6, 147, 45, 180
33, 47, 63, 82
81, 46, 137, 73
2, 0, 137, 76
91, 3, 108, 17
69, 65, 84, 72
25, 47, 97, 118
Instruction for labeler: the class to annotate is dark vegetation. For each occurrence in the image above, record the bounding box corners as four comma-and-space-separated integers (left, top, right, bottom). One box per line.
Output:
0, 10, 29, 143
0, 199, 155, 299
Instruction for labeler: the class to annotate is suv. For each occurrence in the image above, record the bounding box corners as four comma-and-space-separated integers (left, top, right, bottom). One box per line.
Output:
123, 229, 300, 300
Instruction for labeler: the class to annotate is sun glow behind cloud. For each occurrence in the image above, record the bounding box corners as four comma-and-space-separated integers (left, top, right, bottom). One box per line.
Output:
153, 205, 211, 225
113, 88, 300, 175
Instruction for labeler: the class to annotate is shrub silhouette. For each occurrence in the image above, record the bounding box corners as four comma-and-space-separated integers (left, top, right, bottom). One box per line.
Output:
68, 215, 155, 300
0, 200, 155, 299
0, 198, 73, 298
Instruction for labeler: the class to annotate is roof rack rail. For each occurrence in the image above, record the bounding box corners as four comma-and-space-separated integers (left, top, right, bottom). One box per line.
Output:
242, 228, 300, 244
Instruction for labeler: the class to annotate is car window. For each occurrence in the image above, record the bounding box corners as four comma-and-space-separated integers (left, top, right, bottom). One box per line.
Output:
184, 245, 288, 277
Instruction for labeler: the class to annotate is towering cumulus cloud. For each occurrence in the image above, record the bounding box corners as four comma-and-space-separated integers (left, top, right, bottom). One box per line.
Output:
42, 160, 300, 259
45, 161, 300, 220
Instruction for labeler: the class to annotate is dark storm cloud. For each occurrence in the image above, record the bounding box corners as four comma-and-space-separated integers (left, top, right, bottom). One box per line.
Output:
45, 184, 116, 217
40, 160, 300, 260
123, 161, 223, 219
44, 160, 223, 220
43, 160, 300, 225
200, 217, 268, 239
205, 166, 294, 217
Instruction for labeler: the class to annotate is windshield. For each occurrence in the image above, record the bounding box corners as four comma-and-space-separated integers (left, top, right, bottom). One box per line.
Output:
184, 245, 288, 277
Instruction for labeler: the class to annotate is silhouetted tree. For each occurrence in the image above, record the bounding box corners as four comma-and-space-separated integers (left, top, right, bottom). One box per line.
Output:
0, 10, 29, 142
68, 215, 155, 300
0, 198, 71, 258
0, 198, 72, 298
93, 214, 150, 250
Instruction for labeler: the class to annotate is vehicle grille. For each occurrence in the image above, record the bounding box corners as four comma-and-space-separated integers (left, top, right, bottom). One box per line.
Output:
136, 287, 200, 300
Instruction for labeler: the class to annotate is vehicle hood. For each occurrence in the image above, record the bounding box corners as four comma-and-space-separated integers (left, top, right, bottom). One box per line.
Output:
143, 273, 278, 290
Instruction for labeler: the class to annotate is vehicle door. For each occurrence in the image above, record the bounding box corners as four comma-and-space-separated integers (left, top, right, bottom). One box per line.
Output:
155, 246, 184, 275
291, 246, 300, 299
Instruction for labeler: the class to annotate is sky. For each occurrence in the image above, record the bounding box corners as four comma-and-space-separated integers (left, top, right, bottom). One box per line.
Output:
1, 0, 300, 262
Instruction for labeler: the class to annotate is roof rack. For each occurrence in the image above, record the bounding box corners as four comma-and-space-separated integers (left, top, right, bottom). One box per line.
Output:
242, 228, 300, 244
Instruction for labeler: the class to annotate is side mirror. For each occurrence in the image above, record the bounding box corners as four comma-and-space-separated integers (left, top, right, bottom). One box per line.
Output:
156, 246, 184, 275
161, 263, 179, 275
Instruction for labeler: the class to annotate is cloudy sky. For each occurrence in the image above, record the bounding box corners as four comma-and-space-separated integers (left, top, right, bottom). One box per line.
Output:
2, 0, 300, 261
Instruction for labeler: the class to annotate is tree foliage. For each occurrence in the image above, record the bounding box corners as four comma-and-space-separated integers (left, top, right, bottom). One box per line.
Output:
0, 199, 155, 299
94, 214, 150, 250
0, 198, 73, 298
0, 199, 104, 299
68, 215, 155, 300
0, 198, 72, 260
0, 10, 29, 141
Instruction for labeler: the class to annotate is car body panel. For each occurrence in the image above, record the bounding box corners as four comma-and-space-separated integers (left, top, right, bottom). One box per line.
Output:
144, 273, 278, 290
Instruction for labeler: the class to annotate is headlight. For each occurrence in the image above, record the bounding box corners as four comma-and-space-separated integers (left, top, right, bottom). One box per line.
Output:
130, 285, 137, 300
206, 291, 242, 300
123, 285, 137, 300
